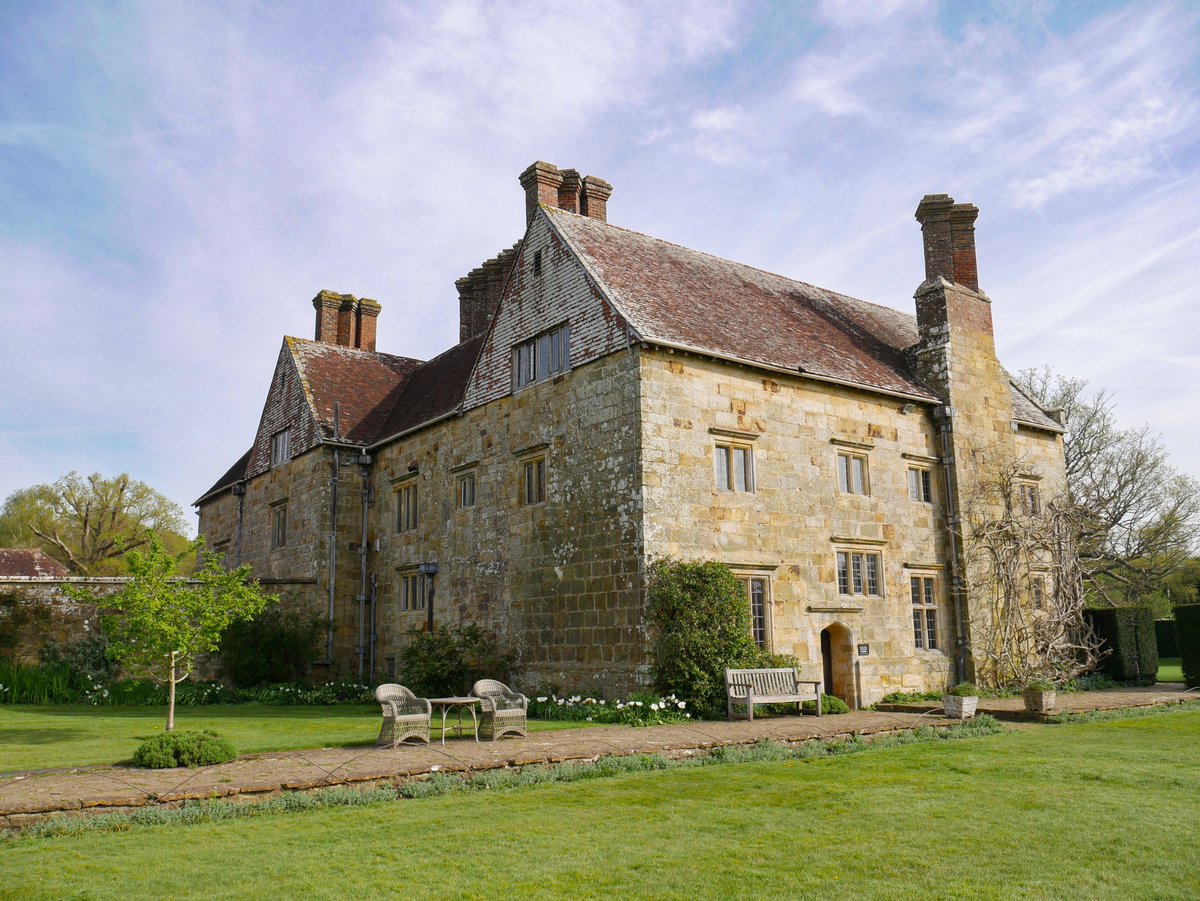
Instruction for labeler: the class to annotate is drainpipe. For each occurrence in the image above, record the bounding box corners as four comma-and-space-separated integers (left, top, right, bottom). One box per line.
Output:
936, 405, 968, 684
325, 448, 339, 666
369, 573, 378, 679
232, 482, 246, 566
355, 454, 372, 679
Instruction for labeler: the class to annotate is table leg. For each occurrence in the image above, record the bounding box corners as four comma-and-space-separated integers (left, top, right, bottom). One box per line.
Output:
440, 705, 449, 745
469, 705, 479, 742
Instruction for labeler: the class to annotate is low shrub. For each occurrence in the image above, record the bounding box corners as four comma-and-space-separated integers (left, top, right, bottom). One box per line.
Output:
398, 624, 513, 697
1025, 678, 1055, 692
39, 635, 117, 686
131, 730, 237, 769
238, 682, 374, 705
1062, 673, 1117, 692
1175, 604, 1200, 689
1084, 606, 1157, 684
946, 682, 978, 697
802, 695, 851, 714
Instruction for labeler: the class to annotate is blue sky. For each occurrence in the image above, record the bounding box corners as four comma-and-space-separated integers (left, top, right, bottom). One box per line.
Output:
1, 0, 1197, 530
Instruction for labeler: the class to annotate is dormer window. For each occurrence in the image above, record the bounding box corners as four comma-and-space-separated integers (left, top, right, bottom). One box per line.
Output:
270, 429, 290, 467
513, 324, 570, 390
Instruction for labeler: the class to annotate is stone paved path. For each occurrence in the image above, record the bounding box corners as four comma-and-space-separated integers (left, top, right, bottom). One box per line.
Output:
0, 684, 1191, 828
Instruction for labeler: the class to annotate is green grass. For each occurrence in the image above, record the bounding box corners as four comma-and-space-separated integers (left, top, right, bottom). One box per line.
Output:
0, 705, 596, 772
1158, 657, 1185, 683
3, 710, 1199, 899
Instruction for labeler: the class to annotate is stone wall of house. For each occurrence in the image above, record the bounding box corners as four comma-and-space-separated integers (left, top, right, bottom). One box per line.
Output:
197, 444, 366, 676
638, 346, 954, 706
0, 579, 117, 664
371, 347, 645, 694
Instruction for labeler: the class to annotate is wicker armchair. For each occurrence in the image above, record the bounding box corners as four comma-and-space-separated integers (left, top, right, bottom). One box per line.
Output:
470, 679, 529, 740
375, 684, 432, 747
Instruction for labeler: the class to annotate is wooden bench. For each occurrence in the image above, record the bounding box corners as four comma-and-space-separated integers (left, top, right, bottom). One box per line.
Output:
725, 667, 823, 721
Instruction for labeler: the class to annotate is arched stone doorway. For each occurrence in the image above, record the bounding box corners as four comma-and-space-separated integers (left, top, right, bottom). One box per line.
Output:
820, 623, 856, 708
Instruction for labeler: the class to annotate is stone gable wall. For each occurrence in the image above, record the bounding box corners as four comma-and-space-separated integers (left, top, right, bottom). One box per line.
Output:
245, 341, 319, 481
638, 347, 954, 706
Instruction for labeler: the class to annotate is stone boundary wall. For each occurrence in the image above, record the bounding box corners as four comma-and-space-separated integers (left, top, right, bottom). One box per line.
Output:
0, 578, 125, 664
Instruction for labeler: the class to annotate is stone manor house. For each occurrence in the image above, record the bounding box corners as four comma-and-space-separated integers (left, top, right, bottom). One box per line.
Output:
195, 161, 1067, 707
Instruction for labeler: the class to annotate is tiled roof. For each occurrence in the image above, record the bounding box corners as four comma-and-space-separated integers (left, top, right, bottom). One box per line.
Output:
1007, 376, 1063, 431
372, 335, 485, 445
546, 207, 938, 401
0, 548, 69, 578
195, 447, 251, 505
547, 207, 1063, 429
290, 338, 424, 443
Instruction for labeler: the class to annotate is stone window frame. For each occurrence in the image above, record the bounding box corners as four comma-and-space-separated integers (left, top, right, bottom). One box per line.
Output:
394, 478, 418, 533
907, 466, 932, 503
456, 469, 477, 509
1018, 481, 1042, 516
513, 322, 571, 391
270, 500, 287, 550
831, 439, 873, 497
835, 548, 883, 597
710, 428, 759, 494
398, 568, 430, 612
270, 429, 290, 468
909, 573, 940, 651
1030, 572, 1049, 611
728, 564, 777, 653
518, 450, 548, 506
211, 539, 231, 569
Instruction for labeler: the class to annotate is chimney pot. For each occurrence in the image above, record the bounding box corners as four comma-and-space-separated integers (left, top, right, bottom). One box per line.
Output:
519, 161, 564, 226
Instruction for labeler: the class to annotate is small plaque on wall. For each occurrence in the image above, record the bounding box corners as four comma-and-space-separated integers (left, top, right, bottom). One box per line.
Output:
857, 644, 870, 656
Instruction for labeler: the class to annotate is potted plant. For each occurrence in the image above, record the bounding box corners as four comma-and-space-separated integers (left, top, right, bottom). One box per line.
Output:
942, 682, 979, 719
1023, 678, 1057, 713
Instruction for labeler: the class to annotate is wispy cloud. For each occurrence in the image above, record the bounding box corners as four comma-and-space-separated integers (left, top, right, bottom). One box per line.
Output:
0, 0, 1197, 517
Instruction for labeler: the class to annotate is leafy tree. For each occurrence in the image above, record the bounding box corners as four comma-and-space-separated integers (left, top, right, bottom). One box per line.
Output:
0, 471, 190, 575
1018, 367, 1200, 605
67, 535, 275, 731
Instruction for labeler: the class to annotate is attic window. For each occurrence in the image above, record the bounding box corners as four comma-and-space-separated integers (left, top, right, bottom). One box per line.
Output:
513, 323, 570, 390
270, 429, 291, 467
532, 249, 542, 277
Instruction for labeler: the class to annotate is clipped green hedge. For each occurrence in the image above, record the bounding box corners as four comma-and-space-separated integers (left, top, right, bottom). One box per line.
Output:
1175, 605, 1200, 689
132, 730, 237, 769
1084, 607, 1157, 684
1155, 620, 1179, 658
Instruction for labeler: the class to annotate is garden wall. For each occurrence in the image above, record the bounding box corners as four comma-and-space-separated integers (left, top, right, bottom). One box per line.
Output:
0, 578, 120, 664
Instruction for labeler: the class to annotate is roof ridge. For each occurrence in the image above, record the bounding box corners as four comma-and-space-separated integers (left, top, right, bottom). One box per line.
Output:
287, 335, 426, 368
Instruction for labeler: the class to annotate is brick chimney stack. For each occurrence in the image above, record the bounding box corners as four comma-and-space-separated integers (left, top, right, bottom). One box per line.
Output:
312, 290, 381, 351
580, 175, 613, 223
356, 298, 381, 352
520, 161, 564, 226
915, 194, 980, 292
558, 169, 582, 214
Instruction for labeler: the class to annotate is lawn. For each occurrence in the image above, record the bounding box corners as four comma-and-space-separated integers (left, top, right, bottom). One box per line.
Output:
2, 709, 1199, 900
1159, 657, 1185, 683
0, 705, 596, 772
